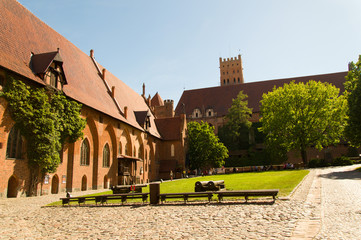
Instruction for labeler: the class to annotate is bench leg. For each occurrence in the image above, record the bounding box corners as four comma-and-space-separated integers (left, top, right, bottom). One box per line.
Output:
121, 196, 127, 205
184, 195, 188, 204
245, 196, 248, 202
218, 194, 223, 202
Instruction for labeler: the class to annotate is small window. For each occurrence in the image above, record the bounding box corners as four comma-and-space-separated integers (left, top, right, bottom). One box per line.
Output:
99, 115, 103, 123
80, 139, 90, 166
238, 78, 240, 83
227, 79, 229, 83
234, 78, 236, 83
49, 70, 58, 88
223, 79, 225, 84
102, 143, 110, 167
125, 142, 130, 156
138, 146, 143, 160
192, 109, 201, 118
118, 142, 122, 155
6, 127, 23, 159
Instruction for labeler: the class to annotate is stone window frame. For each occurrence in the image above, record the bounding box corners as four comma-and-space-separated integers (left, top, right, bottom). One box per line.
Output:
102, 143, 110, 168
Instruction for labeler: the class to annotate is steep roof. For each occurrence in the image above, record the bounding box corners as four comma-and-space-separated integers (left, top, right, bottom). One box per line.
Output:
0, 0, 160, 138
175, 71, 348, 117
155, 116, 183, 141
151, 92, 164, 107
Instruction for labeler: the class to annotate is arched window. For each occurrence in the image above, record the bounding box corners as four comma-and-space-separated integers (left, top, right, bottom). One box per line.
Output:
125, 142, 129, 156
238, 77, 240, 83
118, 142, 122, 155
138, 146, 143, 160
6, 126, 23, 159
80, 138, 90, 166
171, 144, 175, 157
103, 143, 110, 167
206, 109, 214, 117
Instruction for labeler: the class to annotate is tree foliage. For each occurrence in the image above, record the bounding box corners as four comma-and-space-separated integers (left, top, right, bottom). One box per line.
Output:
344, 55, 361, 147
218, 91, 252, 150
2, 76, 86, 195
259, 80, 347, 164
186, 121, 228, 170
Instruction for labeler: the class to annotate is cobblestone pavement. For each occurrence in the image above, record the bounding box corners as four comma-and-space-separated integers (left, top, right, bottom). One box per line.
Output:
0, 165, 360, 239
315, 165, 361, 240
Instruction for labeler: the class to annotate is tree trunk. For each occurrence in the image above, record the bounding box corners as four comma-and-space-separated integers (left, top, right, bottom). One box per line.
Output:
28, 167, 40, 196
301, 148, 308, 165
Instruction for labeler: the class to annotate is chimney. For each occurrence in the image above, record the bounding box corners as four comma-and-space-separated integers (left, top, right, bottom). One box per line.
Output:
124, 106, 128, 119
348, 62, 353, 71
111, 86, 115, 98
102, 68, 106, 80
90, 49, 94, 58
142, 83, 145, 97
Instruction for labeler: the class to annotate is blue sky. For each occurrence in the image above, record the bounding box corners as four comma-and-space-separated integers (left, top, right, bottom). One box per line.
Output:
18, 0, 361, 105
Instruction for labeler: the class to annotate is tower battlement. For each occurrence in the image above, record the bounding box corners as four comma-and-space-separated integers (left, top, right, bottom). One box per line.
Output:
219, 54, 244, 86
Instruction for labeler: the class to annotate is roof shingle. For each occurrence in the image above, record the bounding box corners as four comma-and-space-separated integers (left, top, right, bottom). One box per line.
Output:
0, 0, 160, 138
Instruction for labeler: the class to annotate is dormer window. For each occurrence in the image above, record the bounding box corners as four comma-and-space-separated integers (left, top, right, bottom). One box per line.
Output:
30, 49, 67, 90
192, 108, 202, 118
134, 110, 152, 131
206, 109, 214, 117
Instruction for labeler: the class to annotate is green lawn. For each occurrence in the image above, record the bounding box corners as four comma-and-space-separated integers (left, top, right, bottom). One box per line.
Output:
48, 169, 309, 206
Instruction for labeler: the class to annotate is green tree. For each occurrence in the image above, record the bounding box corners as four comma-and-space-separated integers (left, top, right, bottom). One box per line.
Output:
218, 91, 252, 150
344, 55, 361, 147
259, 80, 347, 164
187, 121, 228, 170
2, 76, 86, 195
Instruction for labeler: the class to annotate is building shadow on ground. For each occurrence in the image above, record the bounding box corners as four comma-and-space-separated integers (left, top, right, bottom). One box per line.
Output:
318, 168, 361, 180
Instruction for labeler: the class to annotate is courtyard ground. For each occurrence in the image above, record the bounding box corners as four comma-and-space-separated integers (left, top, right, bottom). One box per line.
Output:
0, 164, 360, 239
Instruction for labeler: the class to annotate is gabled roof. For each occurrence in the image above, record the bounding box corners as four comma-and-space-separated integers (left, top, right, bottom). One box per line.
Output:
0, 0, 160, 138
175, 71, 348, 117
30, 50, 67, 84
134, 110, 150, 127
151, 92, 164, 107
30, 51, 62, 74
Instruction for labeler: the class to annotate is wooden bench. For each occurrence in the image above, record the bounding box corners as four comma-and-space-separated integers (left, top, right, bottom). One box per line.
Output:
217, 189, 279, 202
110, 184, 147, 194
60, 193, 149, 206
60, 196, 96, 206
159, 192, 213, 204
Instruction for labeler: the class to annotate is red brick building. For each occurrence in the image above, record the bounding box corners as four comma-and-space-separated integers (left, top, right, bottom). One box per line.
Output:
175, 55, 350, 163
0, 0, 186, 198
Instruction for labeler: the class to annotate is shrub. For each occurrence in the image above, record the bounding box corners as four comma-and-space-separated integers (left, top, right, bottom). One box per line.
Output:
332, 156, 353, 166
308, 158, 330, 168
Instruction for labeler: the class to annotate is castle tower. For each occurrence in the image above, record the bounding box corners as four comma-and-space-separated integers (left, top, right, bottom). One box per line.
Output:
219, 54, 244, 86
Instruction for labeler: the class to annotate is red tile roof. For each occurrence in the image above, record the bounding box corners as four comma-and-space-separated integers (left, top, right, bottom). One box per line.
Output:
155, 116, 183, 141
151, 92, 164, 107
0, 0, 160, 138
175, 71, 348, 117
